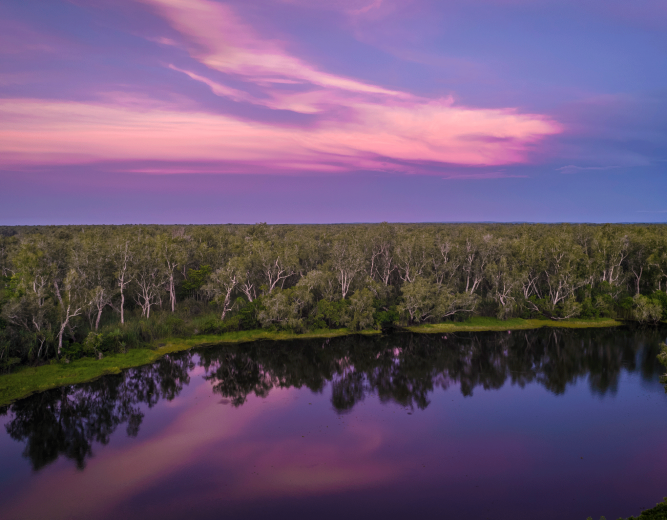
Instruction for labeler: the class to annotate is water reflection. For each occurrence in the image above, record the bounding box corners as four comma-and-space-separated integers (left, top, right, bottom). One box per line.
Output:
2, 327, 664, 472
2, 354, 193, 470
200, 327, 664, 409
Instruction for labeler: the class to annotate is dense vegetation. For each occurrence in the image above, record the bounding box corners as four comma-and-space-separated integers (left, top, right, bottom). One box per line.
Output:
1, 223, 666, 369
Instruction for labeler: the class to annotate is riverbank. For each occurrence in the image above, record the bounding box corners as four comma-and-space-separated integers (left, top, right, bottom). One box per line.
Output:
407, 316, 622, 333
0, 317, 623, 407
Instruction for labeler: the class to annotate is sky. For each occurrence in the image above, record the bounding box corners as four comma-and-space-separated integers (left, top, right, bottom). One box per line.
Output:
1, 0, 666, 224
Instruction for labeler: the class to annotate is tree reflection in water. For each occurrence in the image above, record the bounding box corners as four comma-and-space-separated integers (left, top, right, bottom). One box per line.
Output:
199, 327, 665, 409
1, 327, 664, 472
1, 354, 194, 470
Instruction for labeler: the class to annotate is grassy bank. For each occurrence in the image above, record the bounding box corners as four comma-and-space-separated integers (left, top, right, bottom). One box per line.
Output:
0, 328, 377, 407
408, 316, 622, 333
0, 318, 623, 407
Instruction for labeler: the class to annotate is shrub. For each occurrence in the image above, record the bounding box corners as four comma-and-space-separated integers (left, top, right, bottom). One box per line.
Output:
649, 291, 667, 321
236, 299, 262, 330
633, 294, 662, 324
313, 299, 349, 329
344, 289, 376, 331
374, 307, 399, 327
83, 332, 104, 354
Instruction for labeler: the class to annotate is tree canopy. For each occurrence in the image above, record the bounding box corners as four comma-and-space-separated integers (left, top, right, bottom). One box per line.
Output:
1, 223, 666, 367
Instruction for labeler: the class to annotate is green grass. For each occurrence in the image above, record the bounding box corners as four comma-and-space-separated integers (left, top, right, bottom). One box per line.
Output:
407, 316, 622, 333
0, 328, 378, 407
166, 327, 379, 349
0, 348, 159, 407
0, 318, 622, 407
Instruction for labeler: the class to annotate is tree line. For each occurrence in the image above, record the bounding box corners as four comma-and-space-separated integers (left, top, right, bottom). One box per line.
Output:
1, 223, 666, 366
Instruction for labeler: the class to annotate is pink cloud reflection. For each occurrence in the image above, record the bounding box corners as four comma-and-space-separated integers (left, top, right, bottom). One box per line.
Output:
2, 385, 402, 520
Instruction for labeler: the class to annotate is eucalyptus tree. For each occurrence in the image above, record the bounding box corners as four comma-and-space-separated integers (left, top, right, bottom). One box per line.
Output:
258, 284, 313, 330
11, 240, 52, 308
295, 230, 325, 275
648, 236, 667, 292
132, 235, 165, 319
399, 277, 476, 324
394, 228, 430, 283
72, 230, 114, 330
159, 232, 188, 312
297, 268, 339, 302
0, 234, 18, 277
252, 232, 299, 294
2, 293, 54, 359
203, 260, 241, 320
520, 237, 546, 303
431, 230, 460, 286
111, 235, 134, 324
592, 225, 629, 293
331, 232, 365, 299
55, 269, 86, 354
236, 257, 258, 302
626, 230, 652, 295
2, 240, 58, 357
485, 255, 523, 319
45, 230, 73, 310
367, 223, 396, 286
458, 228, 497, 295
187, 225, 232, 273
540, 231, 586, 318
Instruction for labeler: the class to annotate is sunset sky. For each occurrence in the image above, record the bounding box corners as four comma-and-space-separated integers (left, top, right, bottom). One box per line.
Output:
1, 0, 666, 223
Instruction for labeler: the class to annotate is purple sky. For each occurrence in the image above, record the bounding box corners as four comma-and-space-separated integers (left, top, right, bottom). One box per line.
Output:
1, 0, 666, 224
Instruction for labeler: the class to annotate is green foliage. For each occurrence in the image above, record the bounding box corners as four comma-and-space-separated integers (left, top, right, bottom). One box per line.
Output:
374, 305, 401, 327
83, 332, 104, 353
1, 223, 667, 371
312, 299, 349, 329
633, 295, 662, 324
579, 298, 600, 319
61, 342, 90, 361
258, 286, 313, 331
178, 265, 212, 297
345, 289, 376, 331
236, 299, 262, 330
619, 296, 634, 311
587, 496, 667, 520
657, 343, 667, 368
649, 291, 667, 320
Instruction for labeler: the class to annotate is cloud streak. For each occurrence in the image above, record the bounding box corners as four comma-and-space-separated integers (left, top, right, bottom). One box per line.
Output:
0, 0, 561, 175
556, 165, 622, 174
0, 95, 559, 173
141, 0, 401, 96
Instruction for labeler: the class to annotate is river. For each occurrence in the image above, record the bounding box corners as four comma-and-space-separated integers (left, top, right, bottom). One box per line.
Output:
1, 327, 666, 520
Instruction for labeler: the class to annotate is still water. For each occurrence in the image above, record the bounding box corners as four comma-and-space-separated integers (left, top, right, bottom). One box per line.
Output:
2, 328, 667, 520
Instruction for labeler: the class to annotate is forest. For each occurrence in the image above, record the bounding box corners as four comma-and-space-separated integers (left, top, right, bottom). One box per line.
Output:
1, 223, 666, 368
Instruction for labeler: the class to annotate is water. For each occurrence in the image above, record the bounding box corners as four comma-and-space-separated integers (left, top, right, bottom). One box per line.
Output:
1, 328, 667, 520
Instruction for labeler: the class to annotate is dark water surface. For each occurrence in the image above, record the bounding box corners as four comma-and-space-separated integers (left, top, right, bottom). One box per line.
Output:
2, 328, 667, 520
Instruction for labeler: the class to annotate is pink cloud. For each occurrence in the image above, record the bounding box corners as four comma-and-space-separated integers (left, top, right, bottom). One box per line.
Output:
0, 0, 561, 176
279, 0, 410, 20
141, 0, 401, 96
0, 96, 559, 172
